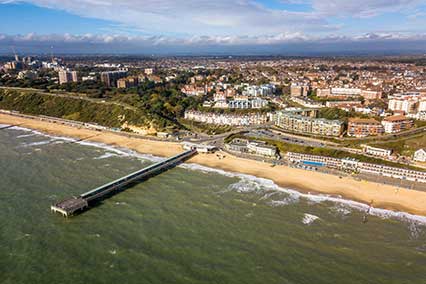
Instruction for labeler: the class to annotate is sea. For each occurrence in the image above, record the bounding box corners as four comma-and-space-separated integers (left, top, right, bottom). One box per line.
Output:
1, 124, 426, 284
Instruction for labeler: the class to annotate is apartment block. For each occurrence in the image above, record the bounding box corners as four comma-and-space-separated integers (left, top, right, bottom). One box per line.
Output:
381, 115, 413, 133
347, 118, 384, 137
58, 70, 78, 84
117, 77, 139, 88
100, 70, 128, 87
274, 111, 343, 137
184, 110, 269, 126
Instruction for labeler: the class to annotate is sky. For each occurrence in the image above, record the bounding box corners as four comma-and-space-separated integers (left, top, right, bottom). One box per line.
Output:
1, 0, 426, 55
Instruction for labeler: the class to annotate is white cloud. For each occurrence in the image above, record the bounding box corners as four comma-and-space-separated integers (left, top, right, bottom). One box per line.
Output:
2, 32, 426, 46
311, 0, 422, 17
2, 0, 333, 35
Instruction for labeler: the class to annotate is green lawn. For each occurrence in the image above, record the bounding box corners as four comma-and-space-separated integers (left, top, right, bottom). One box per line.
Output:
369, 132, 426, 156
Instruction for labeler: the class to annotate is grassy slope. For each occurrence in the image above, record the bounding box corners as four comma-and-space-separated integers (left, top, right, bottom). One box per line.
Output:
0, 89, 151, 128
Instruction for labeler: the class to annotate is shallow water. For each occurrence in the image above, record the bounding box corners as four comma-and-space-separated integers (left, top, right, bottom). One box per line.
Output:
1, 126, 426, 284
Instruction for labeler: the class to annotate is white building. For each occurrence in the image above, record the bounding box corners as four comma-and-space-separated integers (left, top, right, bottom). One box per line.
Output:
331, 87, 362, 96
362, 145, 392, 158
418, 100, 426, 112
414, 149, 426, 162
247, 141, 277, 157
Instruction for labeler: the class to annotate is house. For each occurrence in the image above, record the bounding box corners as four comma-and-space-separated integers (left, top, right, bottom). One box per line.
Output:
414, 149, 426, 162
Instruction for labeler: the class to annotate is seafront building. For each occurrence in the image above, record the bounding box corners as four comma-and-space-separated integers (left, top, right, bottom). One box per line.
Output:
287, 152, 426, 183
273, 111, 343, 137
381, 115, 413, 133
184, 110, 269, 126
362, 145, 392, 158
347, 118, 384, 137
225, 138, 278, 158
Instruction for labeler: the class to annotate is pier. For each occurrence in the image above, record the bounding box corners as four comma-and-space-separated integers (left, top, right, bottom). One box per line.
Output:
51, 149, 197, 217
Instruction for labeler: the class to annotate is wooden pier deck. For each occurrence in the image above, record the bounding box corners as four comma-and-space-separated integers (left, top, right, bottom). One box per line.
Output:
51, 149, 197, 217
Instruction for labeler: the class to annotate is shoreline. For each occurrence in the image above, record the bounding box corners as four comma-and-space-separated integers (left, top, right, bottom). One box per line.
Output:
2, 113, 426, 216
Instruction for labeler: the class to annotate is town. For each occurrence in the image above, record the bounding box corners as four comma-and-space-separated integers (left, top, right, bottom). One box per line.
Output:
1, 53, 426, 188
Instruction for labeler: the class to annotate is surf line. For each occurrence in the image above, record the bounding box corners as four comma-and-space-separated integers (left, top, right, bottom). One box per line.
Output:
0, 123, 22, 130
63, 134, 102, 145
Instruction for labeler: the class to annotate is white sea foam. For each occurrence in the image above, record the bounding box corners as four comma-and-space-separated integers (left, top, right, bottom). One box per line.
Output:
10, 126, 76, 143
181, 163, 426, 226
8, 125, 426, 226
16, 133, 37, 138
94, 152, 119, 160
302, 213, 320, 225
331, 204, 352, 216
20, 139, 57, 147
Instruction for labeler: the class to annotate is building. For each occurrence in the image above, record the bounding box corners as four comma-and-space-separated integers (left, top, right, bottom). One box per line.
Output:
227, 98, 268, 109
287, 152, 426, 183
418, 100, 426, 112
331, 87, 362, 96
362, 145, 392, 158
388, 98, 418, 114
361, 90, 382, 100
387, 93, 423, 114
243, 84, 275, 97
347, 118, 384, 137
317, 88, 380, 100
184, 110, 269, 126
225, 138, 250, 153
181, 85, 207, 96
290, 97, 324, 109
325, 101, 363, 110
290, 83, 309, 97
182, 142, 217, 153
100, 70, 128, 87
4, 61, 23, 71
117, 77, 139, 88
316, 88, 331, 97
247, 141, 278, 157
58, 70, 78, 84
357, 163, 426, 183
381, 115, 413, 133
273, 111, 343, 137
414, 149, 426, 162
225, 138, 277, 157
17, 70, 37, 80
144, 68, 154, 75
311, 118, 344, 137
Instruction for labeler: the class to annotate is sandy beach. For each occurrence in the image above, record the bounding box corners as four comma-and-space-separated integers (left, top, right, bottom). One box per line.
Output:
2, 112, 426, 216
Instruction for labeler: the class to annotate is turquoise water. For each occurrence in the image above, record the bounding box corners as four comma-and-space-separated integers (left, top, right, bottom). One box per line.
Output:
0, 126, 426, 284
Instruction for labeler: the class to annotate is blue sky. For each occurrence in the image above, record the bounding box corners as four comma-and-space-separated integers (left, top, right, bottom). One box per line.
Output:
0, 0, 426, 54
